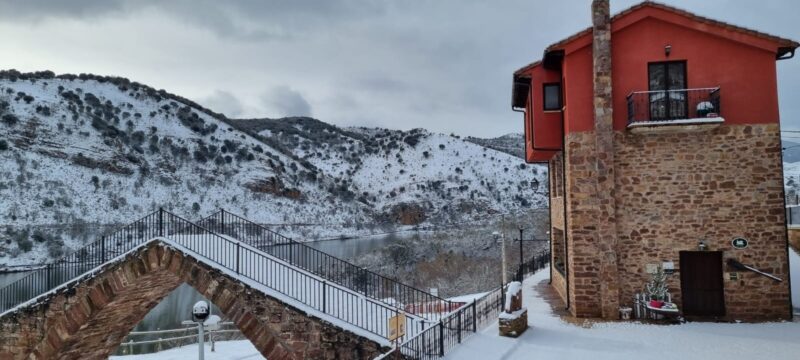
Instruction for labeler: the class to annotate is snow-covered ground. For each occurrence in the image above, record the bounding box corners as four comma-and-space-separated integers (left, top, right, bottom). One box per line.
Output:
445, 266, 800, 360
110, 340, 262, 360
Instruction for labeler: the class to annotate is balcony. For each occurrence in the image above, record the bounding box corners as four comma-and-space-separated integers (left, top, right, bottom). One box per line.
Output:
626, 87, 723, 133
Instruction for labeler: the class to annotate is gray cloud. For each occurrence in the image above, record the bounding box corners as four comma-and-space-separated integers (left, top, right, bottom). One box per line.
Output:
0, 0, 797, 137
0, 0, 127, 21
262, 86, 312, 118
199, 90, 244, 118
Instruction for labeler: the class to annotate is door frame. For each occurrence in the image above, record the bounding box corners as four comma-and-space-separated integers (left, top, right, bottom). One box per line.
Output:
647, 60, 688, 120
679, 250, 726, 317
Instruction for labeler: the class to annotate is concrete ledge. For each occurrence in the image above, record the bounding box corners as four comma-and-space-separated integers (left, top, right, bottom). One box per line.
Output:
627, 117, 724, 134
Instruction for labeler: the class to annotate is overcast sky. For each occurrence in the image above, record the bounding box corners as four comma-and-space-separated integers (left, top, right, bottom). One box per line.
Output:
0, 0, 798, 137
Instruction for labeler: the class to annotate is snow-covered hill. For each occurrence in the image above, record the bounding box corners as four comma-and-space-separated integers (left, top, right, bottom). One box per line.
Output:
0, 70, 547, 266
466, 133, 525, 159
230, 118, 545, 225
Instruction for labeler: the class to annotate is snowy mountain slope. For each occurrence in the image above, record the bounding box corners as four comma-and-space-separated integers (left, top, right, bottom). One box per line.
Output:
0, 71, 547, 266
231, 118, 547, 224
465, 133, 525, 159
0, 71, 370, 265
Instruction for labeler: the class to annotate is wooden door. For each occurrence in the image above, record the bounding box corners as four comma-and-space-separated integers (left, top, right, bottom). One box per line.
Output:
679, 251, 725, 317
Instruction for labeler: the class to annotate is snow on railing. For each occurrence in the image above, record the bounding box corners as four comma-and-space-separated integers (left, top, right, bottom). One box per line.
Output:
197, 209, 455, 322
0, 210, 432, 345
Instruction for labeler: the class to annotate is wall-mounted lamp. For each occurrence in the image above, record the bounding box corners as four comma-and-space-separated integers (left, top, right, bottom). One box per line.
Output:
698, 240, 708, 251
665, 44, 672, 57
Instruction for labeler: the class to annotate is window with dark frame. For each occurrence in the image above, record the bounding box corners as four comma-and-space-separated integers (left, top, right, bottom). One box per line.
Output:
543, 83, 562, 111
647, 61, 687, 120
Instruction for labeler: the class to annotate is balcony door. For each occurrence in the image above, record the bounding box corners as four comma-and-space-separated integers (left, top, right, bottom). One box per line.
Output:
648, 61, 687, 121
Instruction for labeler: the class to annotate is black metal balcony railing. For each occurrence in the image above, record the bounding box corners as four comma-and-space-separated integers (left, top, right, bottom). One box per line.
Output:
627, 87, 721, 124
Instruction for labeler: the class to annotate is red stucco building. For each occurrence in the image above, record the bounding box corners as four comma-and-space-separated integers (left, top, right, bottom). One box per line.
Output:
512, 1, 798, 320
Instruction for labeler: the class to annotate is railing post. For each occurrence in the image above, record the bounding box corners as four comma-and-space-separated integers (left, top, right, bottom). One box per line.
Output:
158, 207, 164, 237
500, 281, 505, 312
438, 321, 444, 357
101, 236, 106, 263
322, 281, 327, 313
220, 209, 225, 234
457, 310, 462, 343
235, 242, 240, 275
472, 300, 477, 333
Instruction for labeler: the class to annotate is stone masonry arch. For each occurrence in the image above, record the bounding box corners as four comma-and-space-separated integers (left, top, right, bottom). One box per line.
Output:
0, 240, 386, 359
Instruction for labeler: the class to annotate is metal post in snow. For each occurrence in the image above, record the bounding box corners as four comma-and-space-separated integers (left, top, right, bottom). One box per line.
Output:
101, 236, 106, 263
198, 323, 204, 360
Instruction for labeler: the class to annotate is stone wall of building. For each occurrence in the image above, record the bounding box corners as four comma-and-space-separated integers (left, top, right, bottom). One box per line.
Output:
560, 123, 790, 320
613, 123, 791, 320
563, 133, 604, 318
551, 268, 568, 308
0, 241, 387, 359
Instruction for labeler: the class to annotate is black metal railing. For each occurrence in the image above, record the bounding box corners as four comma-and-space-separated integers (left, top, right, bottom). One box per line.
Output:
627, 87, 721, 124
160, 212, 418, 341
514, 251, 551, 282
386, 286, 504, 360
0, 209, 165, 314
197, 209, 455, 322
0, 209, 425, 342
382, 250, 551, 359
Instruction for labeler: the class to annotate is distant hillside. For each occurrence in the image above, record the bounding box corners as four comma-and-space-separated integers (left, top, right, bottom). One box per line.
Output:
783, 139, 800, 163
0, 71, 547, 266
466, 133, 524, 159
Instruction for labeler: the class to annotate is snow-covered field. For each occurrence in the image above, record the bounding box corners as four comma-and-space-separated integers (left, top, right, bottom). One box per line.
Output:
445, 267, 800, 360
110, 340, 262, 360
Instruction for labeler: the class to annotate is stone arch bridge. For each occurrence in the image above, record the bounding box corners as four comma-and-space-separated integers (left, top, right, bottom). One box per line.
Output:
0, 240, 387, 359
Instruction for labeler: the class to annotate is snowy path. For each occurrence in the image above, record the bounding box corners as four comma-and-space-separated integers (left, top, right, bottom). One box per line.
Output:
110, 340, 262, 360
445, 268, 800, 360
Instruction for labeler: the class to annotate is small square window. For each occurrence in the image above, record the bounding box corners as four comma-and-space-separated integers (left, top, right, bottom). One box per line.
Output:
543, 83, 562, 111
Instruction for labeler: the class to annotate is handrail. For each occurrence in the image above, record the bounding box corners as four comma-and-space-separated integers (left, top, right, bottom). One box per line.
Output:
0, 209, 424, 343
0, 210, 163, 313
197, 209, 454, 321
380, 250, 551, 359
161, 211, 416, 341
626, 86, 720, 98
627, 87, 722, 124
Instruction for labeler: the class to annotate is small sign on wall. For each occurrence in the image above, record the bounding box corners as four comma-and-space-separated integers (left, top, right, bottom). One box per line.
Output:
731, 237, 749, 249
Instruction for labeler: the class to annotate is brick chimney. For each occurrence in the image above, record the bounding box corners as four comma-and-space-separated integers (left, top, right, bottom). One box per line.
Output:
591, 0, 620, 319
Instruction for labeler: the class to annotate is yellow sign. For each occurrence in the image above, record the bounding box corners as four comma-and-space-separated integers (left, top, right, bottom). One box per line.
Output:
388, 314, 406, 341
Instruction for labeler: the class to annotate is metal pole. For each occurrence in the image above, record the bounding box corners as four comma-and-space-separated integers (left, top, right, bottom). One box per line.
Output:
472, 299, 477, 332
158, 207, 164, 237
322, 281, 327, 313
101, 236, 106, 263
235, 243, 240, 275
519, 228, 524, 268
438, 321, 444, 357
198, 323, 204, 360
501, 227, 507, 285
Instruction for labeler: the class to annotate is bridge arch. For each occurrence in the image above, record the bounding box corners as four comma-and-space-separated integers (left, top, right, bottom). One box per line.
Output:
0, 240, 385, 359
